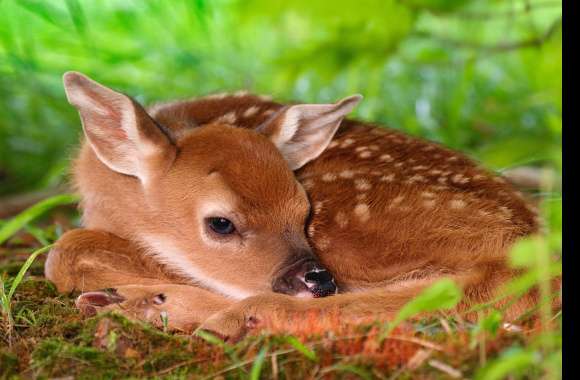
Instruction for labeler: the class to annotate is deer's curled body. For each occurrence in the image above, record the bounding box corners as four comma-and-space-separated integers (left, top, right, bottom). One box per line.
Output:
45, 72, 541, 339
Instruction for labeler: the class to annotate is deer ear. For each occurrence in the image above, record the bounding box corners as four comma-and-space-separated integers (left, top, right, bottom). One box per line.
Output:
258, 95, 362, 170
63, 71, 176, 184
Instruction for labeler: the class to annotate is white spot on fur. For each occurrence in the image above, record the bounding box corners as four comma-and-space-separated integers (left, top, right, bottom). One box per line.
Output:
340, 138, 355, 148
355, 179, 372, 191
339, 170, 355, 179
214, 111, 237, 124
359, 151, 372, 158
243, 106, 259, 118
353, 203, 370, 222
380, 174, 395, 182
355, 146, 369, 152
233, 90, 249, 97
356, 193, 367, 201
449, 199, 466, 209
308, 224, 316, 237
499, 206, 513, 218
321, 173, 337, 182
263, 109, 275, 116
204, 92, 228, 100
451, 173, 469, 184
328, 140, 340, 149
301, 179, 315, 190
313, 201, 324, 214
316, 236, 331, 250
421, 191, 436, 198
335, 211, 348, 228
371, 128, 387, 135
380, 154, 393, 162
407, 174, 426, 183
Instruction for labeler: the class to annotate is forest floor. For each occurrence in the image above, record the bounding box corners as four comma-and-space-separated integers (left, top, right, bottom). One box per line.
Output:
0, 204, 561, 380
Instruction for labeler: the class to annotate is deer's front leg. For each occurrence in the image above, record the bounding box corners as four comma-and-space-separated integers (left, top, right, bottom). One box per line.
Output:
199, 270, 492, 340
46, 229, 235, 331
45, 228, 184, 292
199, 293, 302, 341
76, 284, 234, 333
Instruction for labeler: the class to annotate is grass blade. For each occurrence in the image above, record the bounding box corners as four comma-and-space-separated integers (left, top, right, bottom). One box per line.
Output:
249, 344, 269, 380
0, 194, 79, 245
381, 278, 462, 339
284, 335, 317, 362
7, 244, 53, 300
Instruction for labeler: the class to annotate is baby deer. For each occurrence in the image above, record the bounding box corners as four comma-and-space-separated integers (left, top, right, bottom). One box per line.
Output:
45, 72, 540, 340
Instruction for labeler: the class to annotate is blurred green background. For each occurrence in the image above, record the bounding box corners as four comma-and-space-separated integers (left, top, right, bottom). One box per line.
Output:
0, 0, 562, 197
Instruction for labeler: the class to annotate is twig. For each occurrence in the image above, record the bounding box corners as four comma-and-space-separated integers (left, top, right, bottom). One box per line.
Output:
386, 335, 444, 352
201, 348, 294, 380
412, 16, 561, 54
428, 359, 463, 378
400, 0, 561, 20
502, 166, 561, 191
305, 332, 444, 352
153, 357, 209, 376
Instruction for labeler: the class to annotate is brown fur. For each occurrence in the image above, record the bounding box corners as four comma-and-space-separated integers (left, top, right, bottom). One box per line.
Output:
45, 72, 541, 339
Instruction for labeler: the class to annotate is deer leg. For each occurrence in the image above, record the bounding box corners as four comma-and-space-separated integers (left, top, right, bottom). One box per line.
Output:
199, 265, 536, 340
45, 229, 184, 292
76, 284, 234, 332
45, 229, 234, 331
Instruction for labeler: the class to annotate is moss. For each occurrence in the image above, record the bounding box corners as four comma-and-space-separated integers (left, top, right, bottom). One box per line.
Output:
0, 351, 19, 378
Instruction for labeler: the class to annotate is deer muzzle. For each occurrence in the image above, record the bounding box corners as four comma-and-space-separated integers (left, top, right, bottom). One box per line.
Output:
272, 258, 337, 298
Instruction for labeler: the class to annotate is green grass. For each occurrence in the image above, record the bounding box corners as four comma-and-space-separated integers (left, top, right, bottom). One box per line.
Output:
0, 0, 562, 196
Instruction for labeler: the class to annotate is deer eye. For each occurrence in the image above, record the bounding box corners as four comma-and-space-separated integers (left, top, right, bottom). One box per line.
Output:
207, 217, 236, 235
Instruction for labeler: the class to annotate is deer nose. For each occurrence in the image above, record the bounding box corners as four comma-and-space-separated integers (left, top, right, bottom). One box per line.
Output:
272, 259, 337, 298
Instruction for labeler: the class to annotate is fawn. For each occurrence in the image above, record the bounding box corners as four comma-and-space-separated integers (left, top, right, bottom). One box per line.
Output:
45, 71, 541, 340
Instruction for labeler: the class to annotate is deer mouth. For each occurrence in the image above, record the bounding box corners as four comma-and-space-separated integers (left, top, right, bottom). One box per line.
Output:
272, 258, 337, 298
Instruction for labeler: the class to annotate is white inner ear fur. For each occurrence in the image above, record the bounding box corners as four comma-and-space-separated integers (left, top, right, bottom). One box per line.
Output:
273, 107, 300, 146
273, 95, 363, 170
64, 72, 169, 185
